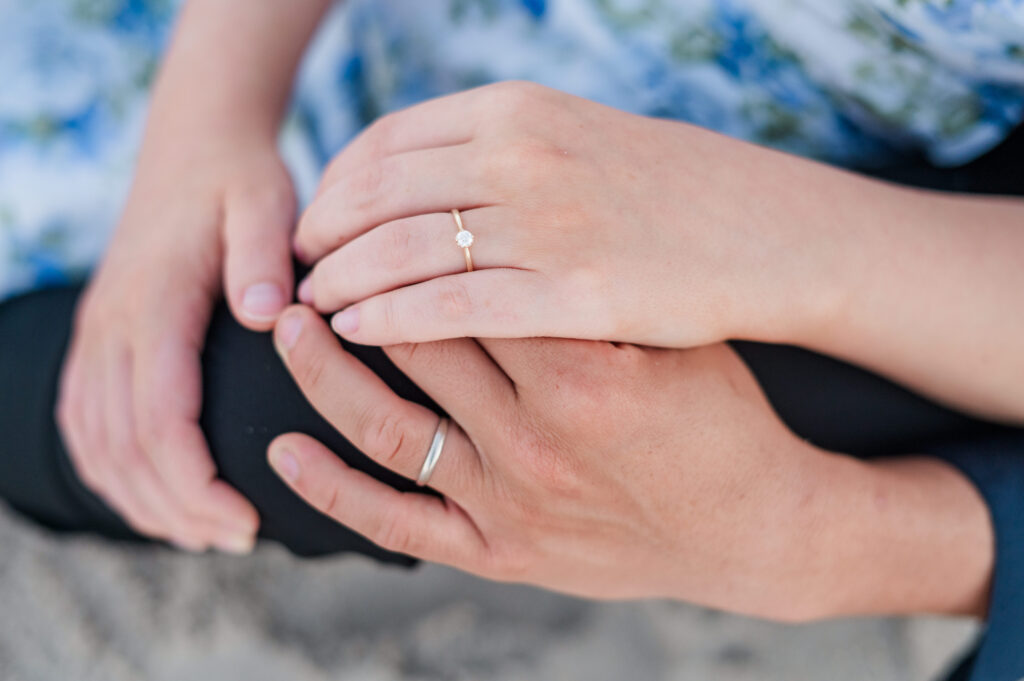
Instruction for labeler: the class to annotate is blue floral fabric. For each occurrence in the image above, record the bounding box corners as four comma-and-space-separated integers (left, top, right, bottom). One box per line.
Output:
2, 0, 1024, 301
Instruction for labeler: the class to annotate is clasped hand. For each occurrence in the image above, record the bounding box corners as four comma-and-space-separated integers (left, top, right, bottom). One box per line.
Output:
270, 304, 833, 621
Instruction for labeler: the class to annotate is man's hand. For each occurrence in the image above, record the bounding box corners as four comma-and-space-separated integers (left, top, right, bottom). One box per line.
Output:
269, 305, 993, 618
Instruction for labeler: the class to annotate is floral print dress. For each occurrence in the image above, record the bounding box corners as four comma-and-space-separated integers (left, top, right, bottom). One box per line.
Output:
2, 0, 1023, 301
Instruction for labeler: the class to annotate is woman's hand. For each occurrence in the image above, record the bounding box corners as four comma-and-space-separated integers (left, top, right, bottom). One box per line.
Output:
57, 140, 292, 552
268, 305, 993, 620
56, 0, 331, 551
296, 79, 1024, 424
294, 81, 858, 349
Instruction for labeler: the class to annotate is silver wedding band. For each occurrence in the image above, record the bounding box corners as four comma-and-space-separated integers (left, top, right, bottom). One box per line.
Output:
416, 417, 450, 486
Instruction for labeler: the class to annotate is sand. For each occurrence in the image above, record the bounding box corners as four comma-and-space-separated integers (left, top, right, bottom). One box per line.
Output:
0, 505, 977, 681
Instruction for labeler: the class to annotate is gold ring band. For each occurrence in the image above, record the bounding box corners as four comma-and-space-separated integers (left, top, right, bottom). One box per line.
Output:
451, 208, 474, 272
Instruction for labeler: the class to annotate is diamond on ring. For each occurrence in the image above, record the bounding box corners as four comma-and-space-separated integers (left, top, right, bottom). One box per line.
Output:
455, 230, 474, 248
451, 208, 475, 272
454, 229, 473, 248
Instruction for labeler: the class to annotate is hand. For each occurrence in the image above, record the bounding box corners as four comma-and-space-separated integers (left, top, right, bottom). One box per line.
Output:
294, 81, 858, 348
57, 140, 294, 552
267, 305, 841, 619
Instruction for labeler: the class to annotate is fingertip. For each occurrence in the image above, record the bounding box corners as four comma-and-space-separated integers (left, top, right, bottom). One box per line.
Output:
331, 307, 360, 336
208, 480, 261, 535
293, 237, 314, 266
297, 276, 313, 305
241, 281, 287, 322
268, 432, 321, 485
214, 534, 257, 556
274, 305, 306, 354
170, 539, 208, 554
269, 446, 300, 484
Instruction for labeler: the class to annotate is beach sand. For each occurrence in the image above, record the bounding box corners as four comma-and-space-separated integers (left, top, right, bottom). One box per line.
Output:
0, 505, 977, 681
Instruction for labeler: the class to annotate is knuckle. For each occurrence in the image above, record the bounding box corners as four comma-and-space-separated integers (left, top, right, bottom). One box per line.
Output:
386, 342, 419, 365
378, 220, 415, 270
374, 508, 415, 554
378, 294, 398, 336
293, 346, 331, 396
483, 80, 544, 117
484, 137, 564, 192
515, 426, 582, 497
433, 279, 475, 322
228, 177, 295, 222
322, 481, 344, 520
348, 160, 390, 211
359, 407, 411, 468
365, 113, 399, 155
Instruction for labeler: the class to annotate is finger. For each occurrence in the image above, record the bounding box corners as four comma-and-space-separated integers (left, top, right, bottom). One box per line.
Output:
317, 90, 483, 197
268, 432, 486, 566
107, 345, 254, 553
302, 207, 513, 313
327, 269, 559, 347
133, 328, 260, 538
101, 343, 171, 540
148, 420, 262, 552
296, 144, 492, 263
223, 180, 296, 329
273, 305, 481, 495
382, 339, 515, 434
56, 341, 106, 495
476, 337, 632, 390
69, 347, 178, 544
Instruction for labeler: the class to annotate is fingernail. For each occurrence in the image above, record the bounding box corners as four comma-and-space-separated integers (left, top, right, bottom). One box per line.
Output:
242, 282, 286, 321
297, 277, 313, 304
171, 540, 206, 554
270, 448, 300, 483
276, 311, 303, 351
216, 534, 256, 555
332, 307, 359, 335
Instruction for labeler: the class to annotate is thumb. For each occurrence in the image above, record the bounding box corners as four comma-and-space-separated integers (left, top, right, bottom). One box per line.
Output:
223, 175, 297, 330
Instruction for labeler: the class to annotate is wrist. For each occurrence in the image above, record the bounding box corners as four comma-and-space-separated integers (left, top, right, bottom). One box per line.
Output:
132, 115, 285, 198
707, 145, 882, 349
140, 0, 332, 154
794, 452, 993, 621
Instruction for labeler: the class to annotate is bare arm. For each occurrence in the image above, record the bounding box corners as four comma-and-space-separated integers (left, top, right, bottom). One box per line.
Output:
796, 173, 1024, 425
145, 0, 332, 151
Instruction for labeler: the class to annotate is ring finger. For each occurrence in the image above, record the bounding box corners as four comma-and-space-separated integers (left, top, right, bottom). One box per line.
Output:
302, 207, 514, 313
273, 305, 482, 498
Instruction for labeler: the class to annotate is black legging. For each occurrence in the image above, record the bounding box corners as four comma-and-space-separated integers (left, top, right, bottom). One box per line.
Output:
0, 283, 1004, 565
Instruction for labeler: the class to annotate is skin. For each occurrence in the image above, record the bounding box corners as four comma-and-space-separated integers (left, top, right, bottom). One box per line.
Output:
296, 81, 1024, 425
56, 0, 332, 552
268, 305, 994, 621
